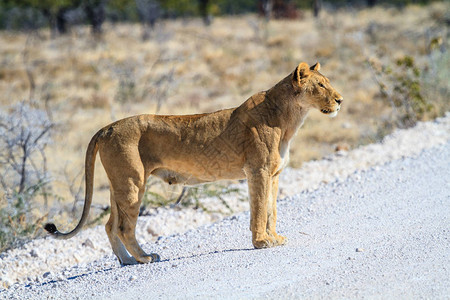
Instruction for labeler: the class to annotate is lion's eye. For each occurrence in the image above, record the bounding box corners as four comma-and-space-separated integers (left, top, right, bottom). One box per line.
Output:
318, 82, 325, 88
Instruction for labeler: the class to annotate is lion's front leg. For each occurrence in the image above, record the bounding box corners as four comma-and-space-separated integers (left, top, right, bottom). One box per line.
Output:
246, 168, 283, 249
267, 174, 287, 245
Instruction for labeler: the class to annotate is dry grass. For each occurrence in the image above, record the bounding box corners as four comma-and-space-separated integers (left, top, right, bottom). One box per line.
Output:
0, 3, 448, 217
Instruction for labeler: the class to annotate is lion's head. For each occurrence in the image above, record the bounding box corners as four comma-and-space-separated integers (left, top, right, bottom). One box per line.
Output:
292, 62, 343, 117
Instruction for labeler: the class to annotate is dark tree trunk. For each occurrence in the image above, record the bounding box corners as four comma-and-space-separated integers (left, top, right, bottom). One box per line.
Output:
84, 0, 106, 36
56, 8, 68, 34
42, 9, 57, 38
198, 0, 211, 26
43, 7, 72, 36
135, 0, 161, 41
259, 0, 273, 21
313, 0, 322, 18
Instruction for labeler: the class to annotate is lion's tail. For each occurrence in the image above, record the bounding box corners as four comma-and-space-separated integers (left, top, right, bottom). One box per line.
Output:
44, 129, 102, 240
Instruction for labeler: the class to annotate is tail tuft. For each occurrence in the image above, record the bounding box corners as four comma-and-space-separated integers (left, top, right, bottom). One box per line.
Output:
44, 223, 58, 234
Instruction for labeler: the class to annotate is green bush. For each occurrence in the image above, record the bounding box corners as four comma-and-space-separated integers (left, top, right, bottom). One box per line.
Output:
370, 55, 435, 128
0, 184, 47, 252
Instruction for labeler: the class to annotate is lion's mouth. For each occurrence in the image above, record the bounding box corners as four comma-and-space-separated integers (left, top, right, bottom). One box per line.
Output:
321, 106, 340, 114
321, 107, 340, 118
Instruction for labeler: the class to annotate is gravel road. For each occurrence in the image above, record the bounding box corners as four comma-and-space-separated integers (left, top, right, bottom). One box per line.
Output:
2, 137, 449, 299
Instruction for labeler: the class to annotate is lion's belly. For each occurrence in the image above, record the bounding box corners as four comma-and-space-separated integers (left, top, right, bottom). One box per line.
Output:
141, 114, 247, 183
151, 164, 245, 186
152, 145, 246, 184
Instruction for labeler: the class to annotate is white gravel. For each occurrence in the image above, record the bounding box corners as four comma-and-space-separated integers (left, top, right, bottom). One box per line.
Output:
0, 113, 449, 297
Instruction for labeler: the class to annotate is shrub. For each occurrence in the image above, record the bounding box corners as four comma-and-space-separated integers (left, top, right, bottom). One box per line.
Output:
0, 185, 47, 252
0, 101, 54, 252
370, 55, 434, 128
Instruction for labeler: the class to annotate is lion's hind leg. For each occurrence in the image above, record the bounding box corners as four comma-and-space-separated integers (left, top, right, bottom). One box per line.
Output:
113, 178, 160, 264
105, 192, 137, 265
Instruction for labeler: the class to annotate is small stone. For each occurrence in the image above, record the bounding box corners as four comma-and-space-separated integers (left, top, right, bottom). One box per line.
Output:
74, 253, 81, 263
82, 238, 95, 249
147, 227, 158, 237
335, 143, 350, 152
43, 271, 52, 278
30, 249, 39, 258
129, 275, 137, 281
1, 276, 13, 289
356, 248, 364, 252
56, 274, 66, 281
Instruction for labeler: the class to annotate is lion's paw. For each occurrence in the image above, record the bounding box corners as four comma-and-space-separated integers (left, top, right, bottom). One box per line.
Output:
253, 239, 272, 249
268, 231, 287, 246
253, 234, 277, 249
135, 253, 161, 264
274, 234, 287, 246
253, 233, 287, 249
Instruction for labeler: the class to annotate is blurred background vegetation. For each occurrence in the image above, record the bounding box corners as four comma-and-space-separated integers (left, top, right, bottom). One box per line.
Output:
0, 0, 448, 252
0, 0, 445, 34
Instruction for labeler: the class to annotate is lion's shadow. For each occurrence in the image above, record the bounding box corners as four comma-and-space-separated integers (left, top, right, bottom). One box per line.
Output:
23, 247, 254, 289
159, 246, 255, 263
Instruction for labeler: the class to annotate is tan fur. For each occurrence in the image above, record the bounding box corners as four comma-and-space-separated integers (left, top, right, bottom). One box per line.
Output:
46, 62, 343, 264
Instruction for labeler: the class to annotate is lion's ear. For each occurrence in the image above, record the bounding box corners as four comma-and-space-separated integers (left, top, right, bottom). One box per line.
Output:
310, 62, 320, 71
293, 62, 310, 83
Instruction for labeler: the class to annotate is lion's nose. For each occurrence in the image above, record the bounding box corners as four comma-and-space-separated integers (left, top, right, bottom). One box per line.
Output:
335, 97, 343, 105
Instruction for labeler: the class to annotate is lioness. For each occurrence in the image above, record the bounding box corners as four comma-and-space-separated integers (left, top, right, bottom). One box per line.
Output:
45, 62, 343, 265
